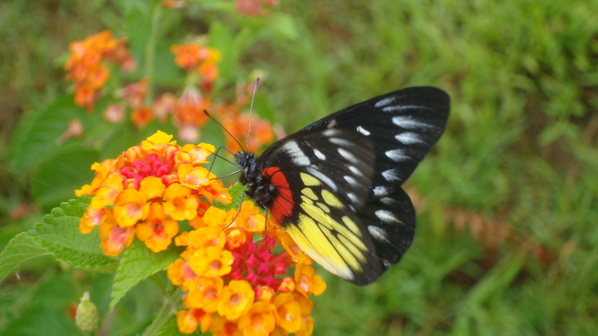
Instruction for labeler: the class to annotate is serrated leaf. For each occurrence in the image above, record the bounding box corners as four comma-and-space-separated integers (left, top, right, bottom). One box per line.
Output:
110, 241, 182, 310
142, 289, 185, 336
31, 144, 98, 211
7, 95, 87, 172
154, 316, 185, 336
30, 197, 118, 272
0, 232, 49, 283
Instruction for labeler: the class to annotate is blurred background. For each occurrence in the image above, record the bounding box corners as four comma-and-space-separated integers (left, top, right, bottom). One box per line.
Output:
1, 0, 597, 335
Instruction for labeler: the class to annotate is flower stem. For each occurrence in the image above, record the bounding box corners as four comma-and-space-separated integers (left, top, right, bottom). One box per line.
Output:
141, 287, 181, 336
144, 3, 162, 103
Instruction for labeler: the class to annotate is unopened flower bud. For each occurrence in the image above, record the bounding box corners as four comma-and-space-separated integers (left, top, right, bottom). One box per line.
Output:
76, 292, 99, 333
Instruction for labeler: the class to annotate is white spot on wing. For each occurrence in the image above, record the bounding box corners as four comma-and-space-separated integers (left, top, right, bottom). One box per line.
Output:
338, 148, 359, 164
348, 165, 361, 175
375, 210, 399, 224
356, 126, 370, 136
343, 175, 358, 185
385, 149, 411, 162
372, 186, 389, 197
329, 137, 352, 147
395, 132, 428, 145
374, 96, 396, 108
281, 140, 310, 166
392, 116, 438, 131
380, 197, 395, 206
383, 104, 420, 113
346, 192, 358, 204
381, 169, 401, 182
368, 225, 389, 242
307, 167, 337, 191
313, 148, 326, 160
322, 128, 341, 137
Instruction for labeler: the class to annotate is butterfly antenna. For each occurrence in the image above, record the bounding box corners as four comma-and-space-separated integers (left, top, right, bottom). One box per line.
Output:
203, 109, 246, 152
245, 78, 260, 150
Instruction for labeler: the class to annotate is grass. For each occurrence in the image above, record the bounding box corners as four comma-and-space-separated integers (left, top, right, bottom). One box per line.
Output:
1, 0, 597, 335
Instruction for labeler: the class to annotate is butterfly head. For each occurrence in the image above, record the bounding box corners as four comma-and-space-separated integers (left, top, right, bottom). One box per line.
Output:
235, 150, 277, 209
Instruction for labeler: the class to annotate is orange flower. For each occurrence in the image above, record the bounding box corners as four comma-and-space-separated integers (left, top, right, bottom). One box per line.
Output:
274, 293, 302, 333
171, 43, 202, 70
135, 202, 179, 252
184, 276, 224, 313
295, 263, 326, 297
163, 183, 199, 221
188, 246, 233, 278
221, 108, 275, 153
65, 30, 134, 110
187, 226, 227, 250
77, 131, 230, 256
171, 42, 221, 83
209, 315, 240, 336
113, 188, 149, 227
77, 131, 325, 335
217, 280, 255, 320
238, 301, 277, 336
174, 86, 211, 126
131, 105, 154, 128
176, 309, 212, 334
99, 219, 135, 256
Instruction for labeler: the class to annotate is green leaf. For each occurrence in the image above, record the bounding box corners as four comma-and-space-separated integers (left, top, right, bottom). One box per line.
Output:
7, 95, 87, 172
122, 0, 153, 63
269, 13, 299, 40
30, 143, 98, 211
213, 182, 247, 211
110, 241, 182, 310
0, 232, 49, 283
154, 316, 185, 336
30, 197, 119, 272
140, 288, 185, 336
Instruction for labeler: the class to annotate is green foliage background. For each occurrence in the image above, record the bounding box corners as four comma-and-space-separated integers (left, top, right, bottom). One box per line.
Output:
1, 0, 597, 335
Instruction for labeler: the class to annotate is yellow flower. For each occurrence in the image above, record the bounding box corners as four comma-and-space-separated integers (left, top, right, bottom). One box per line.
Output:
113, 188, 149, 227
238, 301, 277, 336
181, 143, 215, 164
202, 206, 231, 227
209, 315, 240, 336
135, 202, 179, 252
139, 176, 165, 199
176, 308, 212, 334
184, 276, 223, 313
163, 184, 199, 220
295, 263, 326, 297
187, 226, 227, 250
99, 219, 135, 256
177, 163, 213, 190
188, 246, 233, 278
274, 293, 302, 333
141, 130, 174, 149
217, 280, 255, 320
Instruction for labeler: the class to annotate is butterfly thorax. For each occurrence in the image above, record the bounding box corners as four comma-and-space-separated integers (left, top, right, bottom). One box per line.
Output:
235, 151, 278, 209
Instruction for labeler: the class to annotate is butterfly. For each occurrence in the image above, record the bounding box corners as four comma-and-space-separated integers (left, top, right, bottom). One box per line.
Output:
235, 86, 450, 285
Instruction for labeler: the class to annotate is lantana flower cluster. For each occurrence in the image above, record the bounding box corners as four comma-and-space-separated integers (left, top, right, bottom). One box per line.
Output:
76, 130, 230, 255
77, 131, 325, 335
64, 30, 134, 110
169, 202, 325, 335
171, 42, 221, 84
64, 31, 276, 151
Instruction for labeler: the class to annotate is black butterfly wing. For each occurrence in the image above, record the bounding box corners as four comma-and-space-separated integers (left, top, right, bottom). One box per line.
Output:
249, 86, 450, 285
301, 86, 450, 198
258, 128, 386, 284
